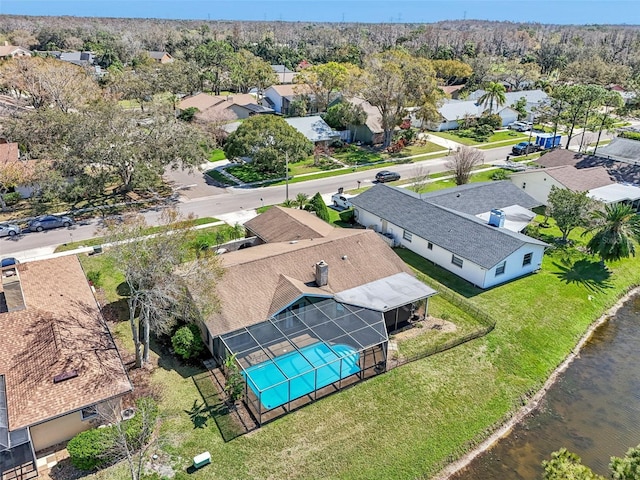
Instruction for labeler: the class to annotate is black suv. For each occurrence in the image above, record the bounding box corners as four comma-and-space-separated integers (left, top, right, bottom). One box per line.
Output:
375, 170, 401, 183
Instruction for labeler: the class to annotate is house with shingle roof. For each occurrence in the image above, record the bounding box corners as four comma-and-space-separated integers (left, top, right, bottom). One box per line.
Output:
177, 92, 274, 123
262, 84, 313, 114
0, 256, 131, 478
0, 43, 31, 59
147, 51, 173, 64
509, 165, 615, 204
351, 183, 547, 289
284, 116, 340, 145
201, 207, 436, 424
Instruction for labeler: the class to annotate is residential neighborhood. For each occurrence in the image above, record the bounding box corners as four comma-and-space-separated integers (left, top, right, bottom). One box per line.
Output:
1, 7, 640, 480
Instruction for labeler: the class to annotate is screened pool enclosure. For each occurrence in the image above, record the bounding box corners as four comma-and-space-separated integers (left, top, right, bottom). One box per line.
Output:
219, 297, 389, 425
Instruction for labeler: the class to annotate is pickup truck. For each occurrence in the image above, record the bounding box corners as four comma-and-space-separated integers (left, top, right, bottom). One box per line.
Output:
511, 141, 539, 156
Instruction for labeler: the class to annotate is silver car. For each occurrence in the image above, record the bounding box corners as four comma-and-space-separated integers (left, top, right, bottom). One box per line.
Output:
28, 215, 74, 232
0, 223, 20, 237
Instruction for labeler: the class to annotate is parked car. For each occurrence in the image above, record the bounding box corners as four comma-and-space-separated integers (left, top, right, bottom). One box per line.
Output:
509, 121, 532, 132
512, 142, 539, 156
27, 215, 74, 232
0, 223, 20, 237
331, 193, 355, 209
0, 257, 19, 268
375, 171, 401, 183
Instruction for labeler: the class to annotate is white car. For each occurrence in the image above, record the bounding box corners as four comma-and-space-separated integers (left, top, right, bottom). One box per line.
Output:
331, 193, 355, 209
0, 223, 20, 237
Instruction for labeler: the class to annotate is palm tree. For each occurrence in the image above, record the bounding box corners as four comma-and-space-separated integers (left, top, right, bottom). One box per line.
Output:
478, 82, 507, 114
584, 203, 640, 262
295, 192, 309, 209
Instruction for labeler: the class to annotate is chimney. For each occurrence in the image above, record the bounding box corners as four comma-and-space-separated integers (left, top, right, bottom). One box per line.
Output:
315, 260, 328, 287
488, 209, 506, 228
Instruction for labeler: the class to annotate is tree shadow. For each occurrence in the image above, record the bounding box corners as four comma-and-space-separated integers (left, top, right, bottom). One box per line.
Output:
152, 336, 207, 379
553, 257, 613, 292
184, 399, 215, 429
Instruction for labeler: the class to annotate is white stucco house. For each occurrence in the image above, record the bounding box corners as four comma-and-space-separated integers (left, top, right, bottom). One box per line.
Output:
414, 100, 519, 132
350, 182, 548, 289
509, 165, 615, 205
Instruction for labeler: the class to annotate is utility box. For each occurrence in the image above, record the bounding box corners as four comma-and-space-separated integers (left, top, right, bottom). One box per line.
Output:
193, 452, 211, 469
535, 133, 562, 150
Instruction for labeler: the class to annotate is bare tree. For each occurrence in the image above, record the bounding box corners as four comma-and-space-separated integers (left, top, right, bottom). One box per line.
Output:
446, 146, 484, 186
100, 397, 159, 480
408, 165, 430, 196
104, 208, 223, 367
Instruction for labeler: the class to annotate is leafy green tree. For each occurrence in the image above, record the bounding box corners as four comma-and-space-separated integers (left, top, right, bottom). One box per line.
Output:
584, 203, 640, 263
322, 101, 366, 130
172, 324, 205, 360
223, 115, 313, 174
430, 59, 473, 86
610, 445, 640, 479
194, 40, 234, 94
478, 81, 506, 114
357, 49, 440, 147
542, 448, 605, 480
511, 97, 528, 120
547, 186, 594, 242
294, 62, 360, 112
593, 91, 624, 155
228, 49, 277, 95
307, 192, 330, 222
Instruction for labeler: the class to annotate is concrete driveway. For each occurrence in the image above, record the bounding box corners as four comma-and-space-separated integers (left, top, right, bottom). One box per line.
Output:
163, 161, 229, 200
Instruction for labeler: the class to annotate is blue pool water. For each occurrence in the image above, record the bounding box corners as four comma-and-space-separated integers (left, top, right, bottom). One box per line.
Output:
244, 342, 360, 410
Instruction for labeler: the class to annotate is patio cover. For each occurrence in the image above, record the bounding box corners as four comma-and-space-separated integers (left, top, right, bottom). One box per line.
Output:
475, 204, 536, 233
588, 183, 640, 204
334, 272, 437, 312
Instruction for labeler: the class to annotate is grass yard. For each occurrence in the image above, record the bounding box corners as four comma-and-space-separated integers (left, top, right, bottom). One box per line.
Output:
391, 141, 445, 157
75, 209, 640, 480
430, 131, 480, 146
487, 130, 527, 143
209, 149, 226, 162
333, 146, 384, 165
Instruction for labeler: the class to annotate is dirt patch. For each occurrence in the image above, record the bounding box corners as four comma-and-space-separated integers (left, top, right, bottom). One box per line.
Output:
391, 317, 457, 342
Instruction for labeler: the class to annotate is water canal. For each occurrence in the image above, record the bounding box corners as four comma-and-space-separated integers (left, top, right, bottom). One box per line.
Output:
451, 294, 640, 479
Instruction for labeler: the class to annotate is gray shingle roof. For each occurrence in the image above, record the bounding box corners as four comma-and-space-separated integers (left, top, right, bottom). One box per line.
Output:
595, 137, 640, 165
421, 181, 542, 215
285, 116, 340, 143
351, 185, 547, 269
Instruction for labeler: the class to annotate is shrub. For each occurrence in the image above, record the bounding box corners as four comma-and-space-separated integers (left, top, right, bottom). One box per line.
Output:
477, 113, 502, 129
171, 324, 205, 360
619, 131, 640, 141
491, 169, 510, 181
177, 107, 198, 122
2, 192, 21, 206
86, 270, 102, 287
67, 427, 114, 471
307, 192, 330, 222
339, 209, 355, 224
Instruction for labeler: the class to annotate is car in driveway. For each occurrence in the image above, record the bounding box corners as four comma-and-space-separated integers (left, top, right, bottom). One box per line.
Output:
27, 215, 74, 232
512, 142, 539, 156
0, 223, 20, 237
375, 170, 401, 183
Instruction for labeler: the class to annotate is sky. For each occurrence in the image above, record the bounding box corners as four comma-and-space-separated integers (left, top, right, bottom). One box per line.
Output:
1, 0, 639, 25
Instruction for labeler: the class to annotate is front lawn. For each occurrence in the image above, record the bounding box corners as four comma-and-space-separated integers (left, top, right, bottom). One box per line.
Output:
209, 149, 227, 162
430, 131, 480, 145
333, 145, 384, 165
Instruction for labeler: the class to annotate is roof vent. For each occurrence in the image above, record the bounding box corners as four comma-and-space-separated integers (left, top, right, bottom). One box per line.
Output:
53, 370, 78, 384
315, 260, 328, 287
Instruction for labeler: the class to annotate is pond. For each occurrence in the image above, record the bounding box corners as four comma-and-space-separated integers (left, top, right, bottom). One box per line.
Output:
451, 294, 640, 479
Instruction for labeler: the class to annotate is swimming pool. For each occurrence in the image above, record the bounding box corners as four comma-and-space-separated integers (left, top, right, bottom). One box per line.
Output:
244, 342, 360, 410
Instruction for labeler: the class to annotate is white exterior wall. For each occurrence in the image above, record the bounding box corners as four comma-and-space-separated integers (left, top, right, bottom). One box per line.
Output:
499, 109, 519, 126
355, 208, 545, 289
509, 170, 564, 204
482, 243, 545, 288
263, 87, 284, 113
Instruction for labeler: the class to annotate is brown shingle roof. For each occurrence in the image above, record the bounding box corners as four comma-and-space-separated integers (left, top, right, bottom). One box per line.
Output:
544, 165, 614, 191
244, 206, 334, 243
205, 228, 412, 337
178, 93, 225, 111
0, 256, 131, 430
535, 149, 584, 168
268, 84, 312, 98
0, 142, 41, 179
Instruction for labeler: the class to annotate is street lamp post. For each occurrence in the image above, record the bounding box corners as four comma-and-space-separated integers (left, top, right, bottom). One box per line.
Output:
285, 152, 289, 201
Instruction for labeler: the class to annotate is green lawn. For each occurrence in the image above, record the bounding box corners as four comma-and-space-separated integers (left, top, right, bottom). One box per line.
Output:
410, 168, 507, 194
391, 141, 445, 157
429, 130, 527, 147
430, 131, 480, 146
77, 210, 640, 480
487, 130, 527, 143
333, 146, 384, 165
209, 149, 227, 162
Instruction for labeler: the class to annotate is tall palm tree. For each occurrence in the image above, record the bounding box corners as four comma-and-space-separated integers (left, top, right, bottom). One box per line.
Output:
584, 203, 640, 262
478, 82, 507, 114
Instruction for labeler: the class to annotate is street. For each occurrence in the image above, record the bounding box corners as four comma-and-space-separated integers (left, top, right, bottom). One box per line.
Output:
0, 129, 614, 260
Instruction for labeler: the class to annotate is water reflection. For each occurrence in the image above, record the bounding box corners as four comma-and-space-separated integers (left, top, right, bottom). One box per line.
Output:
452, 295, 640, 479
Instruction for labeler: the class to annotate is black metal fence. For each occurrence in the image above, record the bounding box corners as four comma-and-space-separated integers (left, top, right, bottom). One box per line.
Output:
387, 273, 496, 369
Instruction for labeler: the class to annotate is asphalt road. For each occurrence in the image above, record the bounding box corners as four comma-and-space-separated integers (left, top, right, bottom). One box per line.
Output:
0, 130, 613, 259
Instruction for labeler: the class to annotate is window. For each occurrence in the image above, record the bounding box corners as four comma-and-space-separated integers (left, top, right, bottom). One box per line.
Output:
427, 242, 433, 250
81, 405, 98, 421
495, 261, 506, 276
523, 252, 533, 266
451, 255, 463, 268
403, 230, 412, 242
